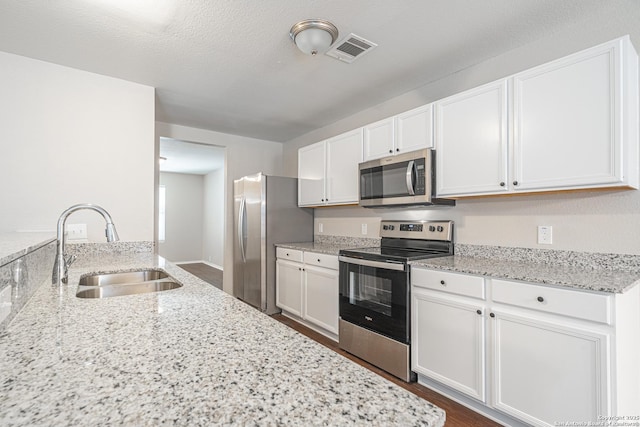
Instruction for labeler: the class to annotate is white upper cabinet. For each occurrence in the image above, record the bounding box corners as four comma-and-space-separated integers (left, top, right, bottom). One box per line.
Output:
363, 105, 434, 162
435, 80, 510, 196
513, 36, 638, 192
298, 141, 326, 206
396, 103, 434, 154
363, 117, 396, 161
326, 129, 363, 205
435, 36, 639, 198
298, 128, 363, 207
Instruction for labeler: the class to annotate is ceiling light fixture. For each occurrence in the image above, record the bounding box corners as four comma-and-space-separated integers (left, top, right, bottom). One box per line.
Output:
289, 19, 339, 56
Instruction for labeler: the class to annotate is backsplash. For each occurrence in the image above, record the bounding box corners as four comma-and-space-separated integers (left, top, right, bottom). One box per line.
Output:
65, 241, 154, 257
0, 240, 56, 331
456, 243, 640, 273
314, 234, 380, 248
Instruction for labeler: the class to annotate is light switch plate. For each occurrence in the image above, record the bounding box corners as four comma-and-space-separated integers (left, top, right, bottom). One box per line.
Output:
66, 223, 87, 240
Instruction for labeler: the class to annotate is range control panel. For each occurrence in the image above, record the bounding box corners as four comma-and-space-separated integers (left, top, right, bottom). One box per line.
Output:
379, 220, 453, 241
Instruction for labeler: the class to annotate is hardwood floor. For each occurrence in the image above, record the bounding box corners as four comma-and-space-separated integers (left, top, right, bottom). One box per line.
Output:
272, 314, 501, 427
176, 262, 223, 290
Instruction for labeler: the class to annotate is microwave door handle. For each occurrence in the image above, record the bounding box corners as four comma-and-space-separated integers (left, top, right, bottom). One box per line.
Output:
406, 160, 416, 195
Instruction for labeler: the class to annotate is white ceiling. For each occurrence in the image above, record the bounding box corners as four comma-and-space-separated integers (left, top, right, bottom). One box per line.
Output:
0, 1, 633, 142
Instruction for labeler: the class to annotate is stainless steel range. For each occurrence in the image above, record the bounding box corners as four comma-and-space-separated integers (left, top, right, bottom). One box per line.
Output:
338, 220, 454, 382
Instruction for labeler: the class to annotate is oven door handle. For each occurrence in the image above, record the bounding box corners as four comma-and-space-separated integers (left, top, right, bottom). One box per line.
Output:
339, 256, 406, 271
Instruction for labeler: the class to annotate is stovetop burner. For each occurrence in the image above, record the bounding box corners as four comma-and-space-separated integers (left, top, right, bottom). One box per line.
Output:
339, 220, 454, 263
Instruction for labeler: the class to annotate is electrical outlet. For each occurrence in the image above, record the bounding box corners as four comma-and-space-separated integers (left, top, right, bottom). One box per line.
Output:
319, 223, 324, 233
361, 223, 368, 235
66, 223, 87, 240
537, 226, 553, 245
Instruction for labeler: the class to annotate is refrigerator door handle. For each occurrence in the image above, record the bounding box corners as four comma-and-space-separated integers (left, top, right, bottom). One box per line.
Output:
238, 197, 247, 263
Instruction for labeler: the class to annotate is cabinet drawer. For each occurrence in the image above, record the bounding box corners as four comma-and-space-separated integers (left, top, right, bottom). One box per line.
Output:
304, 252, 339, 270
276, 247, 304, 263
491, 279, 611, 324
411, 268, 485, 299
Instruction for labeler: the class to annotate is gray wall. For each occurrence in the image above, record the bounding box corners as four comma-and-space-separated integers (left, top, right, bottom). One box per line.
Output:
203, 168, 225, 269
0, 51, 155, 241
283, 6, 640, 255
155, 122, 284, 293
158, 172, 204, 262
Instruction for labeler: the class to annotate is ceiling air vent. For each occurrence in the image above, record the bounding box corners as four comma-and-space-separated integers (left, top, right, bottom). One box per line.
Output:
326, 33, 377, 63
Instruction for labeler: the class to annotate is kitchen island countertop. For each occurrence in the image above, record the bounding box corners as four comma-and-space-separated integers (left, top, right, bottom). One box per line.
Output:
0, 251, 445, 426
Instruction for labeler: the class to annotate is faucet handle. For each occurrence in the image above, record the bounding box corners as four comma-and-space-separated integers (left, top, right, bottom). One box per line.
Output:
65, 254, 77, 268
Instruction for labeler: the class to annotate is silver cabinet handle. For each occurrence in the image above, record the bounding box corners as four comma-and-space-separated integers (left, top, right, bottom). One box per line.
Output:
237, 197, 246, 263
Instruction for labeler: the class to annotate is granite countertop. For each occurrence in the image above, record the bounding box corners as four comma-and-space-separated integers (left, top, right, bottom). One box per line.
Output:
0, 232, 56, 266
0, 252, 445, 426
412, 255, 640, 294
276, 242, 344, 256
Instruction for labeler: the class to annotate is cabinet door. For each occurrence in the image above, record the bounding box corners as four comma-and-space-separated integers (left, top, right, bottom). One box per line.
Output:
363, 117, 395, 161
303, 264, 339, 334
396, 104, 433, 153
276, 259, 304, 316
435, 80, 509, 196
412, 290, 486, 402
298, 141, 326, 206
513, 39, 630, 191
325, 128, 363, 205
491, 310, 610, 426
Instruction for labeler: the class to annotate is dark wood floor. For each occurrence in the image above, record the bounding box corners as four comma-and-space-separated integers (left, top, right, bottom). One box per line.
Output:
272, 314, 501, 427
176, 262, 223, 289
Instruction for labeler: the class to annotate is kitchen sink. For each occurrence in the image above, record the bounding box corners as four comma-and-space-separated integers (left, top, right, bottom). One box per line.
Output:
78, 269, 170, 286
76, 269, 182, 299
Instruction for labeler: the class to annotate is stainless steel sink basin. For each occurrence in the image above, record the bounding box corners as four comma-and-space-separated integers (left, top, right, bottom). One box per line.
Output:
78, 269, 169, 286
76, 269, 182, 299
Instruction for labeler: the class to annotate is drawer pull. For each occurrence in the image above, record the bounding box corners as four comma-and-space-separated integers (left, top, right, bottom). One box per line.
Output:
317, 259, 321, 262
537, 296, 545, 303
490, 312, 495, 318
476, 309, 482, 315
440, 280, 446, 286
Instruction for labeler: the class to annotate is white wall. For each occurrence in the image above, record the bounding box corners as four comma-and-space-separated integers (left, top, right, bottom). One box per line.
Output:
155, 122, 284, 293
203, 168, 225, 269
285, 7, 640, 256
0, 51, 155, 242
158, 172, 204, 262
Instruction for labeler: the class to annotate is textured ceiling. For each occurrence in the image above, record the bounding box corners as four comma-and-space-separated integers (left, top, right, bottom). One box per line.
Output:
0, 0, 630, 142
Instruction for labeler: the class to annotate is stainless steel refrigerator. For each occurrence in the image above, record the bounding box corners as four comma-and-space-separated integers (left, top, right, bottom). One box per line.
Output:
233, 173, 313, 314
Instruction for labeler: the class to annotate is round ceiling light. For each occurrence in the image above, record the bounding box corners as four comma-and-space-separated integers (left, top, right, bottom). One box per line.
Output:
289, 19, 339, 56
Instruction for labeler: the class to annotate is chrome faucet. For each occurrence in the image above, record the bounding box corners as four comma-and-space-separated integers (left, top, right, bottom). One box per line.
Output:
52, 203, 119, 286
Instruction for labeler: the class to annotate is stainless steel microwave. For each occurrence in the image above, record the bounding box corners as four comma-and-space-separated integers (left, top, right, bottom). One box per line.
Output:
358, 148, 455, 208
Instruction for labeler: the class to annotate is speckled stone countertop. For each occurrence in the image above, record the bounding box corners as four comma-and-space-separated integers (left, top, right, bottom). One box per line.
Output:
412, 255, 640, 294
0, 252, 445, 426
0, 233, 55, 266
277, 235, 380, 256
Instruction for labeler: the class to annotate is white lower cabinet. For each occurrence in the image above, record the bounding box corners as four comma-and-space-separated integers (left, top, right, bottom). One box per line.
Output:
276, 248, 339, 340
412, 291, 486, 402
275, 258, 304, 317
491, 309, 609, 426
303, 264, 339, 334
412, 267, 639, 427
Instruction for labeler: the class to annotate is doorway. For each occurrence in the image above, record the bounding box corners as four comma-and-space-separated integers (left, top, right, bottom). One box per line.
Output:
158, 137, 225, 288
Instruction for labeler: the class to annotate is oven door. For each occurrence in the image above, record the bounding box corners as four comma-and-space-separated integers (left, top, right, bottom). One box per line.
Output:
338, 256, 410, 344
